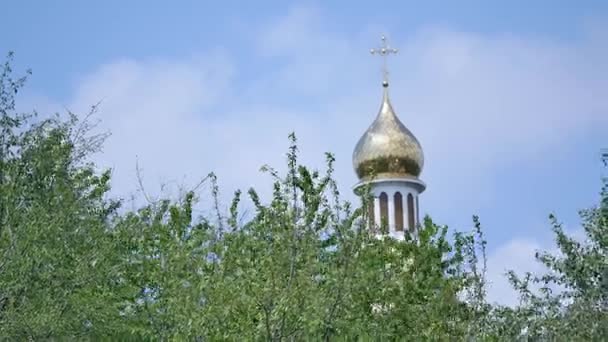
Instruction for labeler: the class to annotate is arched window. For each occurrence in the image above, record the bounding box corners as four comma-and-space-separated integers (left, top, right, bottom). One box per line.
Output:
394, 192, 404, 231
379, 192, 388, 233
368, 199, 375, 230
407, 193, 415, 231
416, 196, 420, 228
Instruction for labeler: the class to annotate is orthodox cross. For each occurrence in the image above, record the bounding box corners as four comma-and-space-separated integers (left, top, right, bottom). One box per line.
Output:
370, 35, 398, 86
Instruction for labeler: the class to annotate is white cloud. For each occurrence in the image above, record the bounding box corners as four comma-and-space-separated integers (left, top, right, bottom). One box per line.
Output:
67, 55, 235, 205
379, 28, 606, 217
51, 4, 605, 219
485, 224, 589, 307
245, 7, 608, 221
485, 238, 545, 306
65, 12, 607, 203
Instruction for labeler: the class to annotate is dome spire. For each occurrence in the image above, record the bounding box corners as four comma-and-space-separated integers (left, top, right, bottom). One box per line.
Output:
353, 35, 424, 182
370, 34, 398, 88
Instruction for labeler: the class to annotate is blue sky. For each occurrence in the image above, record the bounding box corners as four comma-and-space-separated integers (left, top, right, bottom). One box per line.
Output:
2, 1, 607, 305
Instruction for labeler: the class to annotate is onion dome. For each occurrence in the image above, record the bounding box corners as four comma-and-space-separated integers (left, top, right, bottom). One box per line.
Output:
353, 82, 424, 181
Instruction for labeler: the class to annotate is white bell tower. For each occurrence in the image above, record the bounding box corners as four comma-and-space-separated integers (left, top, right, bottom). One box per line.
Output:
352, 35, 426, 239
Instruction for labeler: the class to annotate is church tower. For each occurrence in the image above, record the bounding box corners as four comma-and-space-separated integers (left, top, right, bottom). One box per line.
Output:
353, 36, 425, 238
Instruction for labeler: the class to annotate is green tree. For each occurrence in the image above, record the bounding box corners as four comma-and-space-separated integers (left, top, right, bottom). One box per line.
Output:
0, 53, 126, 339
105, 133, 487, 340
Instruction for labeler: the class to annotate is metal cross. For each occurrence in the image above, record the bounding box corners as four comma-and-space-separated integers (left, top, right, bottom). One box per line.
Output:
370, 35, 398, 86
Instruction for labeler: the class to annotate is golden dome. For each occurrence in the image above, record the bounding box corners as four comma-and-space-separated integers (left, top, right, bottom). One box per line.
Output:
353, 84, 424, 181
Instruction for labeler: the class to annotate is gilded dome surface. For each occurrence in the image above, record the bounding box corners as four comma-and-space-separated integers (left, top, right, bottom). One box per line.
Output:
353, 86, 424, 180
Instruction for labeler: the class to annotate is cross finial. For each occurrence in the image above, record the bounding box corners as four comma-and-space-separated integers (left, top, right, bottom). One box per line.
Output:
370, 35, 398, 87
